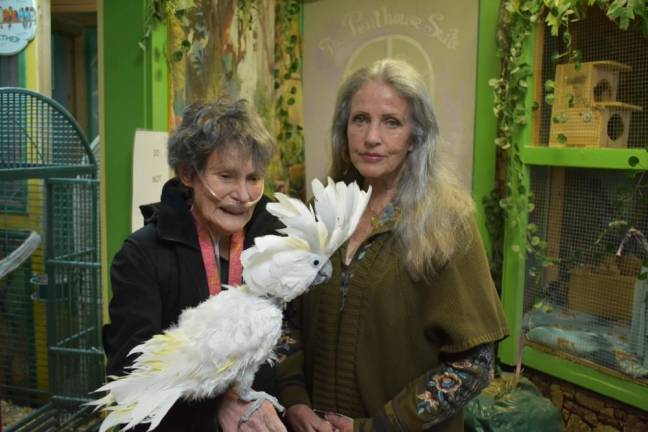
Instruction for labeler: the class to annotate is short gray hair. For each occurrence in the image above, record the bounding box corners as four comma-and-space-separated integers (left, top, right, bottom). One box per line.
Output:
168, 99, 275, 175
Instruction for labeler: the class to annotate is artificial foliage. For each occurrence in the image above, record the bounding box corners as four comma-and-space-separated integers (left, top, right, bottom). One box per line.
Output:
487, 0, 648, 288
140, 0, 306, 198
273, 0, 306, 198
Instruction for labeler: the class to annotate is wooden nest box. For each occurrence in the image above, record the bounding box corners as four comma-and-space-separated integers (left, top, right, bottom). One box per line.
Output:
549, 61, 642, 148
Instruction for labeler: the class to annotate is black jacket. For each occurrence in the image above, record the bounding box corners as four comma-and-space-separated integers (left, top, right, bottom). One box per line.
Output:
102, 178, 281, 431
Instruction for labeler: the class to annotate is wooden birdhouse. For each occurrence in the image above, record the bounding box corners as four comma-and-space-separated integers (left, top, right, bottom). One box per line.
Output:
549, 61, 642, 148
549, 102, 642, 148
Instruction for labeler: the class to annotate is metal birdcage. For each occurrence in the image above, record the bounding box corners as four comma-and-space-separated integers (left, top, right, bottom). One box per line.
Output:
0, 87, 103, 430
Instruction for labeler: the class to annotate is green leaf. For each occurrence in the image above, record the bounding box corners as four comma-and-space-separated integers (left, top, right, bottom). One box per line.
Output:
566, 94, 574, 107
557, 133, 567, 144
553, 113, 567, 123
562, 31, 572, 47
495, 137, 508, 147
545, 93, 555, 105
544, 80, 555, 91
172, 50, 184, 62
545, 13, 561, 36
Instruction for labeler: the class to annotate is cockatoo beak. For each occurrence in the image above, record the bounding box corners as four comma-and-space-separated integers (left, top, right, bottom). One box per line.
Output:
312, 260, 332, 286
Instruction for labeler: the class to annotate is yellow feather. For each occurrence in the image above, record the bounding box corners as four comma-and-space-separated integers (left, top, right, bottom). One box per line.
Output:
216, 358, 236, 375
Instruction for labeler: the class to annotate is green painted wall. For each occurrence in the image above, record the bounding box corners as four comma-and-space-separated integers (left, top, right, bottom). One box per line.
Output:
472, 1, 500, 251
102, 0, 168, 296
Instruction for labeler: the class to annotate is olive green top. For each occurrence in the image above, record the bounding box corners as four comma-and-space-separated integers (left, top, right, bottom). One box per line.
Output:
278, 212, 509, 431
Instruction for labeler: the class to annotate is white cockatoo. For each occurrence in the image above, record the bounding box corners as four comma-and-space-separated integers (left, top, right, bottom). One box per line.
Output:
89, 178, 370, 432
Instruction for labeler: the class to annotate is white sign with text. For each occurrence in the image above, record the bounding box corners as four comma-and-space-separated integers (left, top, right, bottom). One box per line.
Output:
0, 0, 36, 56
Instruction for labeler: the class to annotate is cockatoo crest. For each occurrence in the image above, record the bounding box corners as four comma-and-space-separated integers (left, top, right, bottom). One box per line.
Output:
242, 177, 370, 302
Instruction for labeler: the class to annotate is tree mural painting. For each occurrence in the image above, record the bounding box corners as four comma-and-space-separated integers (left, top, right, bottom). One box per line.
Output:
168, 0, 305, 198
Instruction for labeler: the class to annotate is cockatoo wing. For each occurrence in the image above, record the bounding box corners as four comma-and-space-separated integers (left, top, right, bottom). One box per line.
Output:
91, 290, 283, 432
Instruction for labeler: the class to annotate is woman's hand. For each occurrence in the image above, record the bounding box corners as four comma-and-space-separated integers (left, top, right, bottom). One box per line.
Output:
324, 413, 353, 432
285, 404, 337, 432
217, 389, 286, 432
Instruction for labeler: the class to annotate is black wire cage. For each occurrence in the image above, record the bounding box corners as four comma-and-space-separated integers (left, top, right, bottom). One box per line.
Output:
0, 87, 103, 430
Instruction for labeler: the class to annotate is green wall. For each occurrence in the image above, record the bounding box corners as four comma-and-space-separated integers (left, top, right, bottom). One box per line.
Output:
102, 0, 168, 295
472, 1, 500, 251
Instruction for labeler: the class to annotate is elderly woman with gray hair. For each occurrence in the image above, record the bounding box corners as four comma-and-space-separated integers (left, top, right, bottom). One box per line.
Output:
277, 59, 509, 432
103, 99, 286, 431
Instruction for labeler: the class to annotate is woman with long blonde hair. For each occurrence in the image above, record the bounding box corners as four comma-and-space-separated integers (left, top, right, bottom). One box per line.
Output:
278, 59, 508, 432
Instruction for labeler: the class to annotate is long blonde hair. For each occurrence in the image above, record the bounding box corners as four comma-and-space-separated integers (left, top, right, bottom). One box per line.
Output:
329, 59, 474, 277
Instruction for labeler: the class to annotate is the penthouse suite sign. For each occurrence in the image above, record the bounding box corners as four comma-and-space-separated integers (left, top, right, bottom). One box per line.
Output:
317, 7, 460, 57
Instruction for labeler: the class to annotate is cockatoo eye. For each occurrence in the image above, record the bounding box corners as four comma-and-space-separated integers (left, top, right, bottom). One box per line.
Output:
312, 259, 320, 267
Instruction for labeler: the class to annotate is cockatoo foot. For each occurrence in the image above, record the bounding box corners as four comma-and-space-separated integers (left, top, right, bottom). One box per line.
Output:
238, 390, 285, 427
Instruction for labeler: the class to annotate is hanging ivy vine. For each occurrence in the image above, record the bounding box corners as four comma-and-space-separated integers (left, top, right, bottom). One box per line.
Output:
273, 0, 305, 198
487, 0, 648, 289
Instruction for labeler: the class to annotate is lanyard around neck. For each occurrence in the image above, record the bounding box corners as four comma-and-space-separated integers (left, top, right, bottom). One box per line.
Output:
191, 207, 244, 295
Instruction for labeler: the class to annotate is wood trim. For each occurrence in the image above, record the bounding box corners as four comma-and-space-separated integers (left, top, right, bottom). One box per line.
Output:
532, 20, 545, 146
74, 34, 88, 132
543, 167, 565, 282
37, 0, 52, 95
52, 0, 97, 14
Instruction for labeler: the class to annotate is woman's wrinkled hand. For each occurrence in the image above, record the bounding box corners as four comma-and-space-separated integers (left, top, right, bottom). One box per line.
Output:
324, 412, 353, 432
285, 404, 338, 432
217, 389, 287, 432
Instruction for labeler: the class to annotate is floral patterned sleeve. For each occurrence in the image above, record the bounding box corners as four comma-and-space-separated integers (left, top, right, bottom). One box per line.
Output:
356, 343, 495, 431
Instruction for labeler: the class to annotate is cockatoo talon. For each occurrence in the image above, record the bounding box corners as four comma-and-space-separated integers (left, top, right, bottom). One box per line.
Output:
238, 391, 285, 426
